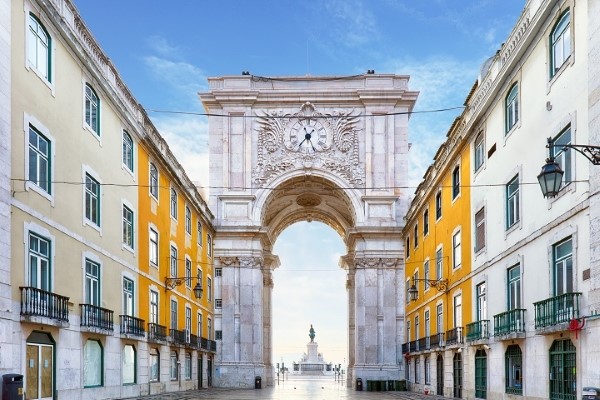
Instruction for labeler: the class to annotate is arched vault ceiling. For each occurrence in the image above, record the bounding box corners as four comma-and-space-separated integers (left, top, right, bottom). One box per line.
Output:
261, 176, 355, 241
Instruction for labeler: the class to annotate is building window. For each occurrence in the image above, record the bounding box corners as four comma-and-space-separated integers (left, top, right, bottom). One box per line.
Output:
415, 315, 420, 340
149, 163, 158, 199
123, 277, 134, 316
507, 265, 521, 310
425, 356, 431, 385
84, 84, 100, 135
436, 303, 443, 333
170, 188, 178, 219
28, 125, 51, 194
197, 312, 203, 337
27, 14, 51, 81
122, 205, 134, 248
452, 231, 461, 269
150, 290, 158, 324
436, 248, 443, 280
170, 299, 178, 330
435, 191, 442, 220
413, 271, 419, 299
197, 221, 203, 246
207, 318, 212, 340
406, 321, 411, 342
405, 359, 410, 381
405, 280, 410, 305
122, 345, 136, 385
423, 209, 429, 235
505, 83, 519, 133
505, 345, 522, 394
424, 310, 430, 338
185, 258, 192, 288
207, 234, 213, 257
475, 208, 485, 252
83, 339, 103, 387
149, 228, 158, 266
149, 348, 159, 382
170, 246, 177, 277
207, 277, 212, 301
452, 166, 460, 199
415, 358, 421, 383
85, 259, 100, 306
549, 339, 577, 399
170, 351, 178, 380
85, 173, 101, 227
476, 282, 487, 321
122, 130, 134, 172
215, 299, 222, 308
406, 237, 410, 258
506, 175, 520, 229
215, 268, 222, 277
453, 294, 462, 328
414, 224, 418, 248
474, 133, 484, 172
424, 260, 430, 290
185, 306, 192, 333
28, 233, 51, 292
553, 237, 573, 296
215, 330, 222, 340
551, 126, 572, 187
550, 10, 571, 78
185, 353, 192, 380
185, 206, 192, 235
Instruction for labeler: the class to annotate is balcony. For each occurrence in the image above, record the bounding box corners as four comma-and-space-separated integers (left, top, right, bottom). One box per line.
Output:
445, 327, 463, 346
170, 328, 187, 345
20, 286, 70, 327
429, 332, 444, 348
190, 333, 200, 349
80, 304, 114, 333
466, 320, 490, 343
209, 340, 217, 352
200, 337, 209, 351
119, 315, 145, 337
494, 309, 526, 339
402, 342, 409, 354
418, 337, 430, 351
534, 292, 582, 333
148, 323, 167, 342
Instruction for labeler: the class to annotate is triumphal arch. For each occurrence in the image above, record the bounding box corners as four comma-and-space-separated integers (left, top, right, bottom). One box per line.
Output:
200, 74, 418, 387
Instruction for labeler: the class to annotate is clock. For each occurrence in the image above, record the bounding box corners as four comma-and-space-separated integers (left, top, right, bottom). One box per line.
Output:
285, 118, 330, 153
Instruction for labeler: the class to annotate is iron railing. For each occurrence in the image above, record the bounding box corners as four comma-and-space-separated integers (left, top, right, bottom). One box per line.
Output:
190, 333, 200, 349
418, 337, 430, 351
20, 286, 70, 322
430, 332, 444, 348
466, 320, 490, 342
148, 323, 167, 342
209, 340, 217, 352
170, 328, 187, 345
200, 337, 209, 350
534, 293, 582, 328
494, 309, 526, 336
445, 327, 463, 345
402, 342, 409, 354
119, 315, 145, 336
80, 304, 113, 331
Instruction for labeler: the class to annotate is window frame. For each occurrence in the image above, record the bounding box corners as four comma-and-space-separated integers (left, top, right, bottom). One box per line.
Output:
149, 290, 159, 324
414, 223, 418, 248
122, 344, 136, 385
207, 234, 213, 257
149, 227, 159, 267
474, 132, 485, 172
550, 10, 571, 79
83, 339, 104, 387
553, 237, 573, 296
170, 245, 178, 278
149, 348, 160, 382
505, 345, 523, 394
122, 277, 134, 316
122, 130, 134, 173
185, 205, 192, 235
506, 175, 520, 230
423, 209, 429, 236
122, 203, 134, 250
476, 282, 487, 321
28, 231, 52, 291
505, 83, 519, 134
170, 351, 178, 381
475, 207, 486, 253
84, 171, 101, 229
170, 187, 178, 220
507, 265, 521, 310
452, 230, 461, 269
452, 165, 460, 199
84, 83, 101, 136
27, 124, 52, 196
149, 162, 159, 200
550, 125, 572, 189
435, 190, 442, 220
27, 13, 52, 84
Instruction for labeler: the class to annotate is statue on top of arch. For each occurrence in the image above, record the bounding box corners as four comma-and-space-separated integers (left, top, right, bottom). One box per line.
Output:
309, 324, 316, 342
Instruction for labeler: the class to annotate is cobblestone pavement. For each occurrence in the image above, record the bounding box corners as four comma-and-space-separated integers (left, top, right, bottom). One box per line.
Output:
117, 377, 448, 400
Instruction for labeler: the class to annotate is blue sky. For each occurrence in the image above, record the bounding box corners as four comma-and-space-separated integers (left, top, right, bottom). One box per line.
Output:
75, 0, 525, 367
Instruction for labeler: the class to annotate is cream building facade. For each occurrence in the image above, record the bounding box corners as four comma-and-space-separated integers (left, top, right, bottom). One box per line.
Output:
5, 1, 215, 399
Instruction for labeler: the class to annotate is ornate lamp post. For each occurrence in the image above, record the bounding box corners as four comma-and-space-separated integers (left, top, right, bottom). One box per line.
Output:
408, 278, 448, 302
164, 276, 203, 299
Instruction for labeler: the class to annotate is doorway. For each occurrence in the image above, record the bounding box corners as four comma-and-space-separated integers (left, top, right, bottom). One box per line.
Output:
207, 357, 212, 387
453, 352, 462, 398
436, 354, 444, 395
26, 331, 55, 400
198, 354, 203, 388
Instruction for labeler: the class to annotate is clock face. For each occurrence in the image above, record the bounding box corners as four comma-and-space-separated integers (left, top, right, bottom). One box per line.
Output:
286, 118, 330, 153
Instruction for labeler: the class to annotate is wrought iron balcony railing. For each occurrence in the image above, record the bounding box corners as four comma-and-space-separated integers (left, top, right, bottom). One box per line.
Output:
200, 337, 209, 350
20, 286, 70, 322
148, 323, 167, 342
534, 292, 582, 329
445, 327, 463, 345
170, 328, 187, 345
119, 315, 145, 337
466, 320, 490, 342
209, 340, 217, 352
418, 337, 430, 351
80, 304, 114, 331
402, 342, 409, 354
429, 332, 444, 348
190, 333, 200, 349
494, 309, 526, 336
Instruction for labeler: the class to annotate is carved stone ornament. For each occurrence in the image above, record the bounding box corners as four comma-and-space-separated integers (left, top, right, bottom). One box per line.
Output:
217, 257, 239, 266
296, 193, 321, 207
354, 257, 402, 269
252, 102, 365, 187
238, 257, 263, 269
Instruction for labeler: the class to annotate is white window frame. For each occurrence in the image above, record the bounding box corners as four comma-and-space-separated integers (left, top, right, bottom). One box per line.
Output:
170, 187, 178, 220
25, 8, 54, 91
506, 175, 520, 230
149, 225, 159, 267
505, 83, 519, 134
149, 162, 159, 200
452, 229, 461, 269
185, 205, 192, 235
122, 200, 135, 251
122, 129, 134, 174
24, 114, 55, 203
550, 10, 571, 79
25, 222, 56, 292
474, 132, 485, 172
82, 166, 102, 232
83, 81, 101, 138
170, 243, 178, 278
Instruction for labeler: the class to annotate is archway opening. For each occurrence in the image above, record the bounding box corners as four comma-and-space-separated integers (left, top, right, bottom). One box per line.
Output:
272, 221, 348, 375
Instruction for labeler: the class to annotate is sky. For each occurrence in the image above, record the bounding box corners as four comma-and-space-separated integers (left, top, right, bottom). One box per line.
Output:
75, 0, 526, 368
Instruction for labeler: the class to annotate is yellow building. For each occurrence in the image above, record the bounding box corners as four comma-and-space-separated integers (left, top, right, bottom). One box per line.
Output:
402, 112, 472, 397
137, 125, 216, 390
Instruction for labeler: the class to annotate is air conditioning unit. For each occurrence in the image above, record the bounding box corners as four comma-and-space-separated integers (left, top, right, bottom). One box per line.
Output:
184, 329, 191, 344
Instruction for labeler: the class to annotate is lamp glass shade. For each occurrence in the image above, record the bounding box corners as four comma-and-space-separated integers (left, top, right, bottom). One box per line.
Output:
193, 282, 203, 299
537, 159, 564, 198
408, 284, 418, 302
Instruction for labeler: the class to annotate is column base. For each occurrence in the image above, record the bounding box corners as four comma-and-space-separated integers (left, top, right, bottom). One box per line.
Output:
213, 362, 273, 388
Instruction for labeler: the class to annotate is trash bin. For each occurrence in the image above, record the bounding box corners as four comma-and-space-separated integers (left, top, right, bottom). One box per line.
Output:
2, 374, 24, 400
583, 387, 600, 399
356, 377, 363, 391
254, 376, 261, 389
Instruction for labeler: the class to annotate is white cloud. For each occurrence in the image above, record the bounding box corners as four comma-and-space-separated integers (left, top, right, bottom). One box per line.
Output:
146, 35, 182, 59
322, 0, 379, 47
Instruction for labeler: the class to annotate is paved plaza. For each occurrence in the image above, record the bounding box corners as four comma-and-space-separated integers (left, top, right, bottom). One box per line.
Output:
118, 377, 448, 400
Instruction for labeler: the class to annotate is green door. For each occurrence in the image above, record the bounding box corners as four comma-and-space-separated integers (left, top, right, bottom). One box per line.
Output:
549, 339, 576, 400
475, 349, 487, 398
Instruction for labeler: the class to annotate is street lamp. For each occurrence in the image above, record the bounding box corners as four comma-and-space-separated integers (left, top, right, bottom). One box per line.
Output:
408, 278, 448, 302
165, 276, 203, 299
538, 137, 600, 198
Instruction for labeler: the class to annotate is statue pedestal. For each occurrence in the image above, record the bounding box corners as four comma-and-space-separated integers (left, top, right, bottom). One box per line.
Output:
306, 342, 319, 362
